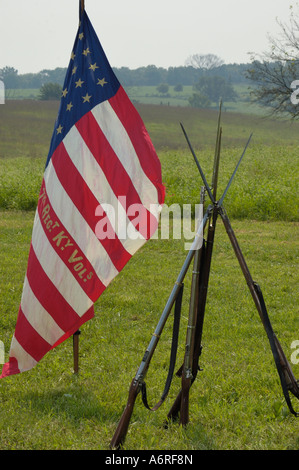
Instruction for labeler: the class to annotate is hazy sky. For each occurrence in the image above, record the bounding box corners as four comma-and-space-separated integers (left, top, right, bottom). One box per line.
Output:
0, 0, 294, 74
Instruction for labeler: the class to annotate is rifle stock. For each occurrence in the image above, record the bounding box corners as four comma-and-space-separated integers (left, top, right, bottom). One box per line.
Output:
273, 335, 299, 403
110, 378, 140, 449
180, 372, 192, 426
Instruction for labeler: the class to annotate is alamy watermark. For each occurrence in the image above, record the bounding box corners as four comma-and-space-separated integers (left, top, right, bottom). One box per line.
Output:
94, 199, 203, 251
0, 340, 4, 364
290, 80, 299, 104
291, 340, 299, 365
0, 80, 5, 105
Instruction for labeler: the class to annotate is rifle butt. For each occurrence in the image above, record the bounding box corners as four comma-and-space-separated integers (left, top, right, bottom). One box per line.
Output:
110, 378, 140, 449
165, 377, 191, 426
273, 335, 299, 400
166, 389, 182, 423
179, 377, 191, 426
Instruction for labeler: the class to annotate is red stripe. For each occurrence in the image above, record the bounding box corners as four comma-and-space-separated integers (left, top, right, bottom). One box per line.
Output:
0, 357, 20, 379
26, 244, 83, 332
51, 143, 132, 271
26, 244, 95, 353
14, 307, 51, 362
37, 179, 106, 302
76, 111, 136, 201
75, 111, 158, 239
109, 86, 165, 205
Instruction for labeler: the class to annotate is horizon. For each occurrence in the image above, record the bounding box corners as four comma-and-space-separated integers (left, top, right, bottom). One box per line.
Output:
2, 60, 253, 77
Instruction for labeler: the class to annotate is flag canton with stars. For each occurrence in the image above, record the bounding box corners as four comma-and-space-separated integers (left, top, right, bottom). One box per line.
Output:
46, 11, 120, 166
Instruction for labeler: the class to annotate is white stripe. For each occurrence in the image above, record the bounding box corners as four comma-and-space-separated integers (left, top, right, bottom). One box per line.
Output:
21, 276, 64, 345
44, 160, 119, 286
31, 212, 93, 317
9, 335, 37, 373
63, 126, 146, 254
91, 100, 160, 217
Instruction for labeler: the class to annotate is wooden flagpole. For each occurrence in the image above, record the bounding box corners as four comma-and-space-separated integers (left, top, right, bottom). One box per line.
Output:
73, 330, 81, 374
72, 0, 85, 374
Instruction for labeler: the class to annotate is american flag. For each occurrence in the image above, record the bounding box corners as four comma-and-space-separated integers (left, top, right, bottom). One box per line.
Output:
1, 9, 165, 378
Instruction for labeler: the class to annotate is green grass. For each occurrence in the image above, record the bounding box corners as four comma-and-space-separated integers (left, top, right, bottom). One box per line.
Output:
0, 145, 298, 221
0, 100, 298, 450
159, 144, 298, 221
1, 100, 299, 220
0, 212, 298, 450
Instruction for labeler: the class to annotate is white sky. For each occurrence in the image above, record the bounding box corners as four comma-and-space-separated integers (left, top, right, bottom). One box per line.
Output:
0, 0, 294, 74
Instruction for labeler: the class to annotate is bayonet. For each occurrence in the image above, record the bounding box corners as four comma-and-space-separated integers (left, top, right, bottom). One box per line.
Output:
211, 99, 222, 199
180, 123, 215, 204
217, 133, 253, 208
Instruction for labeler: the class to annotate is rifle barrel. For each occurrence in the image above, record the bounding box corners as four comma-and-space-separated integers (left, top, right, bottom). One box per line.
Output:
211, 100, 222, 199
134, 205, 212, 382
180, 123, 215, 204
217, 133, 253, 208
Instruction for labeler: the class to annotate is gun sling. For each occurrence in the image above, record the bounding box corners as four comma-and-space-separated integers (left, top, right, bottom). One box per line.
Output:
141, 283, 184, 411
253, 282, 299, 417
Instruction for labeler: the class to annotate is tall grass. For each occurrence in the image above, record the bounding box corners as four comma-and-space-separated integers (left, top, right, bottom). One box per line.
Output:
1, 143, 298, 220
1, 101, 298, 220
0, 157, 44, 210
159, 144, 299, 221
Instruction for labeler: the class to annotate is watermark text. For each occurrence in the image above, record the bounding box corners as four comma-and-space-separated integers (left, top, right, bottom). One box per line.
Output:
290, 80, 299, 104
291, 340, 299, 365
0, 341, 4, 364
94, 199, 204, 250
0, 80, 5, 104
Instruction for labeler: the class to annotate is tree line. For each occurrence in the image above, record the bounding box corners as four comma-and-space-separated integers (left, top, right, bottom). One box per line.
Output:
0, 63, 250, 90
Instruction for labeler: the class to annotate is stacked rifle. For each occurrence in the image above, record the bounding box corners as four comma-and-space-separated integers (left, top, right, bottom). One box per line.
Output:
110, 104, 299, 449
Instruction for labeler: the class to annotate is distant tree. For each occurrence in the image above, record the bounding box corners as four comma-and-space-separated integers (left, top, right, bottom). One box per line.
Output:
0, 66, 19, 88
174, 83, 183, 92
136, 65, 167, 86
193, 76, 237, 104
39, 82, 62, 100
156, 83, 169, 94
188, 93, 211, 108
246, 6, 299, 118
40, 67, 67, 86
185, 53, 224, 70
0, 66, 18, 78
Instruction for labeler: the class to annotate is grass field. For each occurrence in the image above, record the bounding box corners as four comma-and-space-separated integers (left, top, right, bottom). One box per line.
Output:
0, 100, 298, 450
